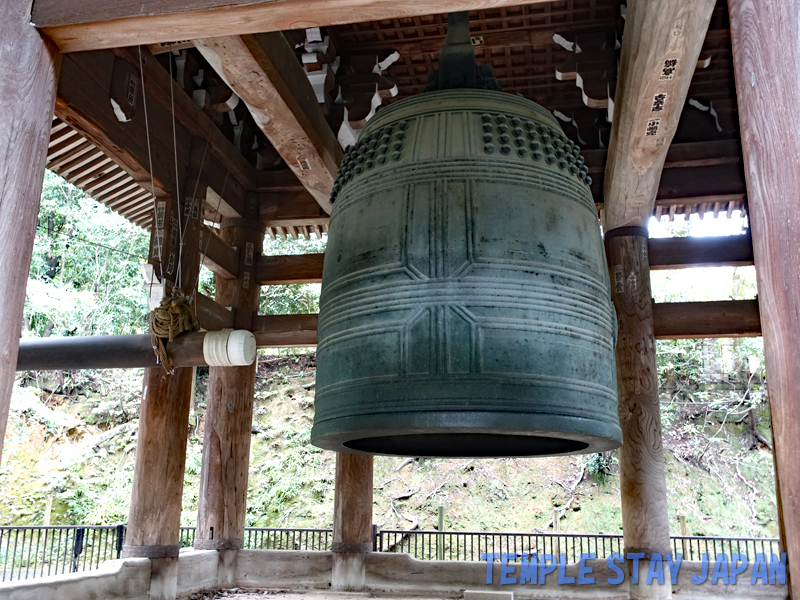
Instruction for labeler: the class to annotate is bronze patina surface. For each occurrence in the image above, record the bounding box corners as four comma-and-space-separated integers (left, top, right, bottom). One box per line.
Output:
311, 88, 621, 458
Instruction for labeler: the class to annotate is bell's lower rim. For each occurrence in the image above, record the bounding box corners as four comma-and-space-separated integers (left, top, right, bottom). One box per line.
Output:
311, 415, 622, 458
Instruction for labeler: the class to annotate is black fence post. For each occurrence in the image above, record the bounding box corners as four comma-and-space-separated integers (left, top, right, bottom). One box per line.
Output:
372, 524, 378, 552
115, 525, 125, 559
71, 528, 85, 573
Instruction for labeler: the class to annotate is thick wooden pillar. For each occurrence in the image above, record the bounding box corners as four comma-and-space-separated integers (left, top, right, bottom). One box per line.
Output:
332, 452, 373, 591
124, 178, 202, 600
605, 230, 671, 600
729, 0, 800, 589
195, 194, 263, 584
0, 2, 60, 465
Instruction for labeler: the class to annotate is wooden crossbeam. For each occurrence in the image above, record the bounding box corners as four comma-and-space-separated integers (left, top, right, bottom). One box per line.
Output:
246, 301, 760, 348
583, 139, 742, 175
36, 0, 542, 54
652, 300, 761, 339
252, 314, 317, 347
603, 0, 717, 230
196, 33, 342, 213
648, 234, 753, 270
250, 234, 755, 285
256, 253, 325, 285
200, 226, 239, 280
196, 292, 235, 331
255, 147, 747, 231
259, 191, 328, 228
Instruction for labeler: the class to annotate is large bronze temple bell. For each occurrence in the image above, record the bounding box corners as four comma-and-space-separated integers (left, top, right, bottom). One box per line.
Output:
310, 13, 621, 458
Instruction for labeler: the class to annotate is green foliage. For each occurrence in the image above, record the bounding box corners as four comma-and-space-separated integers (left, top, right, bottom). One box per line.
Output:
26, 171, 150, 337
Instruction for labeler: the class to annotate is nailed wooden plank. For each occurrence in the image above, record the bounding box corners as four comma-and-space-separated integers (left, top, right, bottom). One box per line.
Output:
730, 0, 800, 572
251, 314, 318, 347
38, 0, 543, 54
648, 234, 753, 270
196, 33, 341, 213
255, 253, 324, 285
196, 292, 235, 330
652, 299, 761, 339
603, 0, 716, 230
199, 226, 239, 280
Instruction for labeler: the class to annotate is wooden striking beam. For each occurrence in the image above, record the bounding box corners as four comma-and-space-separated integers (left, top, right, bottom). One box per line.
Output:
256, 254, 325, 285
196, 33, 342, 213
37, 0, 541, 54
251, 314, 318, 347
652, 299, 761, 339
603, 0, 717, 230
730, 0, 800, 580
648, 234, 753, 270
18, 332, 208, 371
200, 226, 239, 280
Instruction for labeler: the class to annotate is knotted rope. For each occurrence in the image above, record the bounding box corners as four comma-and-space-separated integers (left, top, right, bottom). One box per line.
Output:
150, 289, 198, 373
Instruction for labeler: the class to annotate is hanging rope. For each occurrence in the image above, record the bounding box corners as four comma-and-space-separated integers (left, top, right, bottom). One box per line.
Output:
150, 288, 198, 373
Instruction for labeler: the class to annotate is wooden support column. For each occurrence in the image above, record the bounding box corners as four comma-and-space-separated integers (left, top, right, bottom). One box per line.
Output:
332, 452, 373, 591
602, 2, 714, 596
124, 177, 202, 600
605, 229, 670, 600
0, 2, 60, 464
195, 194, 263, 584
729, 0, 800, 588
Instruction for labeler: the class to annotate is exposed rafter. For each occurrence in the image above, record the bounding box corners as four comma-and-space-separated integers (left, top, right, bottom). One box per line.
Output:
196, 33, 342, 214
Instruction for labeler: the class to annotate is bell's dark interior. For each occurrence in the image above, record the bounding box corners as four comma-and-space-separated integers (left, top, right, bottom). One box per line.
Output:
344, 433, 589, 457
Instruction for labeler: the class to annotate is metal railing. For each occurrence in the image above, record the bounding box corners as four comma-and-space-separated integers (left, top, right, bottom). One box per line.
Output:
377, 530, 624, 563
244, 527, 331, 551
0, 525, 780, 583
376, 530, 781, 563
671, 535, 781, 562
0, 525, 125, 582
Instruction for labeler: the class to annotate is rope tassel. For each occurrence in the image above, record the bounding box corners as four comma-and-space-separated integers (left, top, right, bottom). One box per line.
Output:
150, 289, 198, 373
